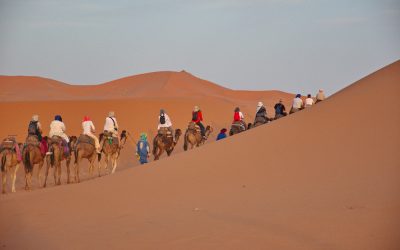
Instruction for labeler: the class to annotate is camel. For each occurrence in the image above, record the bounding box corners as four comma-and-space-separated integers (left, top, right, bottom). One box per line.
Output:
99, 130, 127, 174
0, 138, 21, 194
183, 123, 213, 151
152, 128, 182, 160
253, 116, 273, 128
229, 121, 252, 136
73, 134, 99, 183
43, 136, 76, 187
22, 135, 47, 190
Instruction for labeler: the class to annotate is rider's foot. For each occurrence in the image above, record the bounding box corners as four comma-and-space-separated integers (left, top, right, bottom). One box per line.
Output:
46, 152, 52, 155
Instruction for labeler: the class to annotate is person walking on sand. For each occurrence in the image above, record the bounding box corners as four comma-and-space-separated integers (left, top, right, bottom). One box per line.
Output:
315, 89, 325, 103
136, 133, 150, 164
216, 128, 227, 141
304, 94, 314, 108
290, 94, 303, 114
192, 106, 206, 139
82, 116, 101, 154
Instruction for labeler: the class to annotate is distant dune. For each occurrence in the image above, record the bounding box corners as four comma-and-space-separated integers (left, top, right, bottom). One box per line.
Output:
0, 61, 399, 249
0, 71, 292, 101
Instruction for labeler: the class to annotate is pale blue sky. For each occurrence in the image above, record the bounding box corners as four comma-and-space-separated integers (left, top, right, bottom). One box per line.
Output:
0, 0, 399, 95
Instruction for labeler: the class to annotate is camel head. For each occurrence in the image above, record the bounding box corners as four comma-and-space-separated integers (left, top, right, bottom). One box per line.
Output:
174, 129, 182, 143
69, 136, 77, 150
120, 130, 127, 146
205, 126, 213, 139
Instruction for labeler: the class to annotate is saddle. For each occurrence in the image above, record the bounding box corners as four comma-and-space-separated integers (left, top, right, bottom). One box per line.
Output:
102, 132, 119, 146
254, 116, 267, 124
49, 135, 64, 144
231, 121, 246, 131
187, 122, 201, 134
1, 137, 17, 150
25, 135, 40, 146
158, 127, 173, 137
77, 134, 95, 147
48, 136, 69, 156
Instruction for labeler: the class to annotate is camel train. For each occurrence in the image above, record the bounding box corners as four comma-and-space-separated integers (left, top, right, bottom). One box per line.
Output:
0, 107, 281, 194
1, 94, 324, 194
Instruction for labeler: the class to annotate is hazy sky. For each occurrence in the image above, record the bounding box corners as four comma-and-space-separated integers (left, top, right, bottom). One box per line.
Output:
0, 0, 399, 95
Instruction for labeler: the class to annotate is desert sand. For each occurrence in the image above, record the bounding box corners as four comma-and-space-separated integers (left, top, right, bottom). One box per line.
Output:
0, 61, 399, 249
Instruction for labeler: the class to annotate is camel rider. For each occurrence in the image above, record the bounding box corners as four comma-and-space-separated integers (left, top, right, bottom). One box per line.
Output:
49, 115, 69, 143
255, 102, 268, 123
136, 133, 150, 164
304, 94, 314, 108
192, 106, 205, 138
158, 109, 174, 141
233, 107, 246, 131
28, 114, 43, 141
315, 89, 325, 103
82, 116, 101, 154
290, 94, 303, 114
274, 99, 287, 118
103, 111, 119, 141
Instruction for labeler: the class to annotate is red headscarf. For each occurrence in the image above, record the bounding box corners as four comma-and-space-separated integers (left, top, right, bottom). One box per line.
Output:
83, 116, 90, 122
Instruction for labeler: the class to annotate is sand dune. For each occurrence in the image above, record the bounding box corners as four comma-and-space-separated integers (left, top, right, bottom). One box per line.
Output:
0, 71, 293, 101
0, 61, 399, 249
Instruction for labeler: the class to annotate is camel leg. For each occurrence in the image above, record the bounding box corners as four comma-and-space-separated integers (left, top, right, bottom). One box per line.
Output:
153, 147, 158, 160
75, 160, 80, 183
104, 155, 110, 174
24, 168, 29, 190
156, 147, 164, 160
2, 169, 6, 194
57, 162, 62, 185
111, 154, 117, 174
66, 157, 71, 184
53, 163, 57, 185
43, 156, 50, 188
11, 164, 19, 193
89, 156, 96, 178
37, 161, 44, 188
27, 171, 32, 190
97, 156, 102, 177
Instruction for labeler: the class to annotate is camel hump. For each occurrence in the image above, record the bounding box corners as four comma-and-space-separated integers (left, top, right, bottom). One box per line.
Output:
187, 122, 201, 133
77, 134, 95, 146
158, 127, 173, 137
103, 131, 114, 138
25, 135, 40, 146
50, 135, 63, 144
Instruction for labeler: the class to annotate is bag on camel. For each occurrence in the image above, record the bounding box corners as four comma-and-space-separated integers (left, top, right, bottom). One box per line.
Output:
28, 121, 38, 135
160, 114, 166, 125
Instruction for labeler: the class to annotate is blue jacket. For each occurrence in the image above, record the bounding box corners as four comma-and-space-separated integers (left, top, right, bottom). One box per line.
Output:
216, 133, 227, 141
137, 140, 149, 159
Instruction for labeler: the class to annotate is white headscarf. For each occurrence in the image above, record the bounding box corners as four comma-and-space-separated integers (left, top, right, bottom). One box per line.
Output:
256, 102, 263, 113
